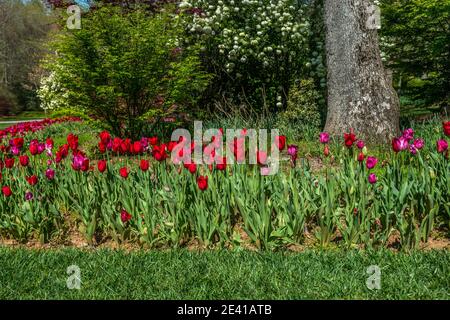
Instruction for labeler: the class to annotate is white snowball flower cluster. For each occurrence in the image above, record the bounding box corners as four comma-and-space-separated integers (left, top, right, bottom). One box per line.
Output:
182, 0, 310, 76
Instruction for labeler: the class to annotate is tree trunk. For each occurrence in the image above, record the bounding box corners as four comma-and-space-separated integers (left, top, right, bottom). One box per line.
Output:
324, 0, 400, 143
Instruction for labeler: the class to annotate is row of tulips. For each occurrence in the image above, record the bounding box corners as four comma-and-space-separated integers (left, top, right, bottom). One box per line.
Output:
0, 120, 448, 250
0, 117, 81, 140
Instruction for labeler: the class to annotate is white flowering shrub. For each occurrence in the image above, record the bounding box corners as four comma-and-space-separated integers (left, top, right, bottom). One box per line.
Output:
37, 72, 72, 111
181, 0, 311, 109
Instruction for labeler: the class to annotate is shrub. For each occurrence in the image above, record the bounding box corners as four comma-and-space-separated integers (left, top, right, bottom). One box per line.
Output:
37, 72, 72, 112
41, 6, 211, 138
181, 0, 311, 110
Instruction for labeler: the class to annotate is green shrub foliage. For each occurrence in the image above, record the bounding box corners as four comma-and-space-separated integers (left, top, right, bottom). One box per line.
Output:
41, 6, 211, 138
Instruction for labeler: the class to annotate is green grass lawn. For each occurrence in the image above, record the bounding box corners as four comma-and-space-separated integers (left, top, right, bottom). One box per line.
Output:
0, 247, 448, 299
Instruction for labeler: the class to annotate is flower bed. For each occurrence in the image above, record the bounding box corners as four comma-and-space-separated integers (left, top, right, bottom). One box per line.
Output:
0, 120, 448, 250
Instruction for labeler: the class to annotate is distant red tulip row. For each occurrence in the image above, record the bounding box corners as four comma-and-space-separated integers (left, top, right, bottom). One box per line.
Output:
0, 117, 82, 140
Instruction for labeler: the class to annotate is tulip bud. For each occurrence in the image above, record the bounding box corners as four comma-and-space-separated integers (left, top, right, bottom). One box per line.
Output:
324, 145, 330, 157
357, 152, 365, 162
429, 169, 436, 179
362, 146, 368, 155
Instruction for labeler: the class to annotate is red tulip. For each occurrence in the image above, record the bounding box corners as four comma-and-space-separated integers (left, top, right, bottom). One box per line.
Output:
19, 155, 29, 167
140, 159, 149, 172
120, 209, 132, 223
152, 145, 167, 161
81, 158, 89, 172
275, 135, 286, 151
344, 130, 357, 148
12, 137, 24, 148
98, 142, 106, 153
5, 158, 14, 169
132, 141, 143, 154
60, 144, 69, 157
197, 175, 208, 191
2, 186, 12, 197
444, 121, 450, 137
26, 175, 38, 186
149, 136, 158, 146
187, 163, 197, 174
67, 133, 79, 151
159, 143, 168, 153
29, 143, 38, 155
99, 131, 111, 144
232, 137, 245, 162
216, 156, 227, 170
167, 141, 178, 152
112, 137, 122, 153
120, 139, 131, 154
98, 160, 107, 173
153, 151, 163, 161
119, 167, 129, 178
257, 150, 267, 165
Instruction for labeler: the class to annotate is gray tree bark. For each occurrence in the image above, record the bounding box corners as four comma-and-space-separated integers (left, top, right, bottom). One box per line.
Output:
324, 0, 400, 143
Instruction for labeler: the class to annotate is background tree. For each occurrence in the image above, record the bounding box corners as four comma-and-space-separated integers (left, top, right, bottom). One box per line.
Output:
324, 0, 400, 142
379, 0, 450, 113
0, 0, 53, 114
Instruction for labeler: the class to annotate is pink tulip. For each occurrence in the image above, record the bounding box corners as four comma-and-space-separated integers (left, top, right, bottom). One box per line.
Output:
46, 168, 55, 180
366, 156, 378, 170
368, 173, 377, 184
392, 137, 408, 152
287, 144, 298, 158
437, 139, 448, 153
409, 144, 417, 155
356, 140, 365, 149
413, 138, 424, 150
319, 132, 330, 144
402, 128, 414, 141
37, 143, 45, 154
10, 146, 20, 156
260, 167, 271, 176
